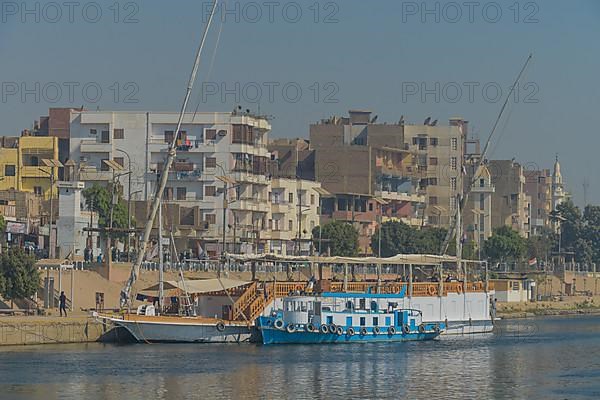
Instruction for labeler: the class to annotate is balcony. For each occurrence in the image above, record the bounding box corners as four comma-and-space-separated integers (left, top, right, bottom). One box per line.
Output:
230, 198, 270, 213
20, 166, 54, 178
80, 140, 112, 153
231, 171, 270, 185
375, 190, 425, 204
271, 201, 291, 214
471, 184, 495, 193
270, 230, 293, 240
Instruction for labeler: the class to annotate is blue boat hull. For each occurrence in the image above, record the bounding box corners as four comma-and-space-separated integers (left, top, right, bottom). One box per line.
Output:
257, 317, 441, 345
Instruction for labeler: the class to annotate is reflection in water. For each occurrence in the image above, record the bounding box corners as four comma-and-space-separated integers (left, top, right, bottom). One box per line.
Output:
0, 316, 599, 400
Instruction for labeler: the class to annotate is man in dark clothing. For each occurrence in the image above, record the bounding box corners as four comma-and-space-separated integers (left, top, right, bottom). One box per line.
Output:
59, 291, 68, 317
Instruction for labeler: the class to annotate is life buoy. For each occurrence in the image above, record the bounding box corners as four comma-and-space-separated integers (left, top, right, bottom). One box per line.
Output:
328, 324, 337, 334
388, 326, 396, 335
456, 285, 463, 295
402, 325, 411, 334
373, 326, 380, 335
306, 323, 316, 332
286, 324, 297, 333
320, 324, 329, 334
294, 284, 304, 292
347, 327, 355, 336
216, 321, 225, 332
418, 324, 426, 334
274, 319, 285, 330
336, 326, 344, 336
427, 285, 436, 296
360, 327, 368, 336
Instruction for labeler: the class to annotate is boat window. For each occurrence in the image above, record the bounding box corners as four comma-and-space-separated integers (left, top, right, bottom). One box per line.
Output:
359, 298, 366, 310
300, 302, 307, 312
370, 301, 378, 312
345, 301, 354, 311
360, 317, 366, 326
373, 317, 379, 326
314, 302, 322, 315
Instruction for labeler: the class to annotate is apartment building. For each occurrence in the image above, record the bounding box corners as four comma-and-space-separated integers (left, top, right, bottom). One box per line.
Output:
269, 178, 322, 255
0, 135, 60, 199
463, 162, 495, 256
402, 117, 467, 228
525, 169, 553, 236
309, 110, 425, 254
489, 160, 531, 237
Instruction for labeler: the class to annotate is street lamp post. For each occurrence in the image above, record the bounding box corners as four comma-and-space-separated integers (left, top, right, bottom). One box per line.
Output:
116, 149, 133, 261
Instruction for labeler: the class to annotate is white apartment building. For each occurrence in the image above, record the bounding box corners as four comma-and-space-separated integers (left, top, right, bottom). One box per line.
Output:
66, 110, 318, 256
269, 178, 322, 256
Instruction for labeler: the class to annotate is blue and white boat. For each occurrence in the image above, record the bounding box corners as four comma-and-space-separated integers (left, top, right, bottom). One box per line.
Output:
257, 292, 444, 344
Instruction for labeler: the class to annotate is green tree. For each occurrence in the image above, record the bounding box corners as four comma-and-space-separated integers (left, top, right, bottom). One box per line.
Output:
527, 228, 556, 261
483, 226, 527, 265
82, 183, 129, 238
0, 247, 40, 302
312, 221, 359, 256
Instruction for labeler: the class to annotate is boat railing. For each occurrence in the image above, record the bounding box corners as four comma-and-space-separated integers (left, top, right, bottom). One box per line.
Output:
232, 281, 258, 319
327, 281, 493, 296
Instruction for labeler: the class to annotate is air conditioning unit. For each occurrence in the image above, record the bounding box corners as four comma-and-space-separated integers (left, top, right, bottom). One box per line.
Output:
217, 130, 227, 137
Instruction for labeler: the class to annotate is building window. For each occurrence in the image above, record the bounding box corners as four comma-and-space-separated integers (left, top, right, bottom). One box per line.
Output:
34, 186, 43, 196
369, 203, 374, 211
310, 194, 315, 205
450, 157, 457, 171
451, 137, 458, 151
429, 196, 438, 205
480, 193, 485, 210
100, 159, 109, 171
205, 157, 217, 168
429, 157, 438, 166
430, 137, 438, 146
205, 214, 216, 225
480, 178, 485, 187
450, 197, 457, 210
90, 129, 97, 135
4, 165, 15, 176
101, 131, 110, 143
114, 129, 124, 139
288, 192, 293, 203
205, 186, 216, 197
288, 219, 293, 231
205, 129, 217, 141
450, 177, 457, 191
164, 187, 173, 200
114, 157, 125, 168
429, 177, 438, 186
164, 130, 174, 143
177, 187, 187, 200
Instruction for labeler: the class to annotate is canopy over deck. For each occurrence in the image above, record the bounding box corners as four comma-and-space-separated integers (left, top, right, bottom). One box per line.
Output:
228, 254, 463, 266
141, 278, 249, 294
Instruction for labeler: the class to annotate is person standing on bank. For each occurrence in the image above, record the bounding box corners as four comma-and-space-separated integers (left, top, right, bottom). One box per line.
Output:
59, 291, 68, 317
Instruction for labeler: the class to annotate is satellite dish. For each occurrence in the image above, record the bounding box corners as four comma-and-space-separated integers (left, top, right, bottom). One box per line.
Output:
431, 119, 438, 126
424, 117, 431, 125
370, 115, 378, 123
399, 115, 405, 125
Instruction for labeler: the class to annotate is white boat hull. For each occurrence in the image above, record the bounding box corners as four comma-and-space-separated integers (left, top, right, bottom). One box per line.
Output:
98, 315, 252, 343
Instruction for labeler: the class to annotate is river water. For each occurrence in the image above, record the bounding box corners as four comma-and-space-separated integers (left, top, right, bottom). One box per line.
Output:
0, 315, 599, 400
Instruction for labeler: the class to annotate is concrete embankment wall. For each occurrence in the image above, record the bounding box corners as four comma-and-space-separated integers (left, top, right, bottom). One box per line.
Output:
0, 316, 117, 346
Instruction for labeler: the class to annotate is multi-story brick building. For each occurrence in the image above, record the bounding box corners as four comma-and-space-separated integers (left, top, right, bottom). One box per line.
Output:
402, 117, 468, 228
489, 160, 531, 237
307, 110, 425, 254
525, 168, 553, 236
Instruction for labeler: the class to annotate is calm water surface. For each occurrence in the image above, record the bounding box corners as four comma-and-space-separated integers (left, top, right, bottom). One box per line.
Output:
0, 316, 599, 400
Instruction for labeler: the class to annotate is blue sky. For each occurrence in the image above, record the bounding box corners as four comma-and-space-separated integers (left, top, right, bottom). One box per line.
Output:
1, 0, 599, 204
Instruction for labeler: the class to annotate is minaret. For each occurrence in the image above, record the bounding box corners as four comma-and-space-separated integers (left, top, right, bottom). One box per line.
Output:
552, 154, 565, 211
